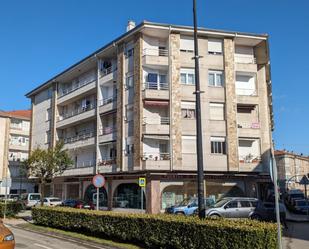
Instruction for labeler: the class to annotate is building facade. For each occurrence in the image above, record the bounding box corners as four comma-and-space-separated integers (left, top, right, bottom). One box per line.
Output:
275, 150, 309, 196
26, 21, 274, 213
0, 110, 35, 195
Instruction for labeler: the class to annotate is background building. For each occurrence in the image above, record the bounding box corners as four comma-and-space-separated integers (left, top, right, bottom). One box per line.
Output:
0, 110, 35, 195
275, 150, 309, 196
26, 21, 274, 213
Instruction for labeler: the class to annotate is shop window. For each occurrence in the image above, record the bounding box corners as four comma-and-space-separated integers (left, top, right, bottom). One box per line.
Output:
84, 184, 108, 207
113, 183, 145, 209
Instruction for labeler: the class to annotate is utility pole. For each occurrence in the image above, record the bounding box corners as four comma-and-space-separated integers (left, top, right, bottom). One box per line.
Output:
193, 0, 205, 219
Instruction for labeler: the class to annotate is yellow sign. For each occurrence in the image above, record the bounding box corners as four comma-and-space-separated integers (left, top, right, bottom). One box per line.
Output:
139, 177, 146, 187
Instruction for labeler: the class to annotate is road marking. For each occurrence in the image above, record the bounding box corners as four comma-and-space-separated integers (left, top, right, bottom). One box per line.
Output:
33, 243, 53, 249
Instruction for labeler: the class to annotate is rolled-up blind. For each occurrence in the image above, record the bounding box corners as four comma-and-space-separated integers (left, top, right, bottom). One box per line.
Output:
180, 36, 194, 51
208, 38, 223, 53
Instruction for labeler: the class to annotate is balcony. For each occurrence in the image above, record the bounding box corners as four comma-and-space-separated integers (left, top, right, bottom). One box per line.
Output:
62, 161, 95, 176
99, 67, 117, 85
143, 82, 169, 100
141, 153, 170, 170
98, 157, 117, 173
235, 55, 256, 64
62, 131, 95, 150
58, 79, 96, 104
237, 122, 260, 137
9, 143, 29, 151
142, 48, 168, 68
239, 155, 263, 172
143, 116, 169, 135
98, 126, 117, 144
99, 96, 117, 114
57, 104, 96, 128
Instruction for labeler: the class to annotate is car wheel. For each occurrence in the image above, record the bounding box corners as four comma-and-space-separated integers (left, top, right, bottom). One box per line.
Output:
251, 214, 261, 221
210, 214, 220, 219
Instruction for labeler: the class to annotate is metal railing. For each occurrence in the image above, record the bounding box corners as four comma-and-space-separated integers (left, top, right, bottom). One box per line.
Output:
143, 116, 170, 125
98, 157, 116, 166
62, 131, 95, 144
235, 55, 256, 64
143, 48, 168, 57
58, 78, 96, 98
144, 82, 169, 90
99, 126, 117, 136
99, 95, 117, 106
142, 153, 170, 161
100, 66, 117, 77
68, 160, 95, 169
58, 103, 96, 121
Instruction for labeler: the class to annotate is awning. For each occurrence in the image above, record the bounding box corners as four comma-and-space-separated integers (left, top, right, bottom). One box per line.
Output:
143, 135, 170, 141
144, 100, 169, 107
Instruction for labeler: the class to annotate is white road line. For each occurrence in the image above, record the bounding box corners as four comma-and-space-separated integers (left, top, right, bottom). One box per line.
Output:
33, 243, 53, 249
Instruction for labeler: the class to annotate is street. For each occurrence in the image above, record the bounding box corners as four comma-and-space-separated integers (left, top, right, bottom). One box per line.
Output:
7, 225, 107, 249
283, 222, 309, 249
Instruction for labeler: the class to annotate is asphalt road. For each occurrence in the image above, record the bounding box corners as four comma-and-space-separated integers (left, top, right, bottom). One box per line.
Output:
7, 225, 108, 249
283, 221, 309, 249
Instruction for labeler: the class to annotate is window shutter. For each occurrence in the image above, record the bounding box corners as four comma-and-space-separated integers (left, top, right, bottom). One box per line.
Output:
209, 103, 224, 120
208, 39, 223, 53
182, 135, 197, 153
180, 36, 194, 51
210, 136, 225, 142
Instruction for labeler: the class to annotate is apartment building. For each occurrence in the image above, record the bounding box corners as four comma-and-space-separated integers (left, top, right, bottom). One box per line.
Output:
275, 150, 309, 196
26, 21, 273, 213
0, 110, 35, 195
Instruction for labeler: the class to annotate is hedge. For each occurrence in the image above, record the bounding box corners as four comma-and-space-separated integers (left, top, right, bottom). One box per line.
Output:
0, 201, 23, 217
32, 207, 278, 249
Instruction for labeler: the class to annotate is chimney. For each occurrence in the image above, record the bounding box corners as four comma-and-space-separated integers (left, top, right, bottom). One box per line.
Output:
126, 20, 136, 32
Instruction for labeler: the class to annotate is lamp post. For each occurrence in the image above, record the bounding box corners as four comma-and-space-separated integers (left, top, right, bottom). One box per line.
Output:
193, 0, 206, 219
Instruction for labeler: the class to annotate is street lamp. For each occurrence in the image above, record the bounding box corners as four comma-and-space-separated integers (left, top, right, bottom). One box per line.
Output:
193, 0, 206, 219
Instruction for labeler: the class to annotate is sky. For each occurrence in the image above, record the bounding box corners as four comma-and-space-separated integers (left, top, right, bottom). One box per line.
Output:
0, 0, 308, 154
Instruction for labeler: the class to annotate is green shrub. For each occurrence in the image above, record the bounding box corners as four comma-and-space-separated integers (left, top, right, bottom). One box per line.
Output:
32, 207, 278, 249
0, 201, 23, 217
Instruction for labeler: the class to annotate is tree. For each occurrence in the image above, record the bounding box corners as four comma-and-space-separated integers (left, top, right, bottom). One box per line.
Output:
24, 141, 73, 206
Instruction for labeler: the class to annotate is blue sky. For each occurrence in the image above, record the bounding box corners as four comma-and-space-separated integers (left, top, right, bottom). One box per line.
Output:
0, 0, 308, 154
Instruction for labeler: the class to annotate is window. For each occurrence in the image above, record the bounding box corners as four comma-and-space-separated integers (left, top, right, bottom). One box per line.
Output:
182, 136, 196, 154
181, 101, 196, 119
208, 70, 224, 87
208, 38, 223, 55
209, 103, 224, 120
128, 120, 134, 136
126, 48, 134, 58
235, 72, 256, 96
225, 201, 238, 209
126, 74, 134, 89
146, 73, 168, 89
180, 68, 195, 85
46, 108, 51, 121
180, 36, 194, 52
238, 138, 260, 162
240, 201, 251, 208
47, 87, 53, 98
210, 137, 226, 154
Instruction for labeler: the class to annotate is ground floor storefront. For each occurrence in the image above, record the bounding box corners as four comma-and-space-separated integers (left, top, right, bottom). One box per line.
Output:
42, 171, 272, 214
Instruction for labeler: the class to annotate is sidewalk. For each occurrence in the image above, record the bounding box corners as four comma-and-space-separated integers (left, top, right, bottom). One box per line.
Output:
286, 209, 309, 222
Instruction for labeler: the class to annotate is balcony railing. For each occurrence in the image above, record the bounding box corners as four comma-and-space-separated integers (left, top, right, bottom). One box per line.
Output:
236, 88, 257, 96
98, 157, 116, 166
58, 103, 96, 121
235, 55, 256, 64
58, 78, 96, 98
237, 122, 260, 129
143, 48, 168, 57
99, 126, 117, 136
142, 153, 170, 161
99, 95, 117, 106
62, 131, 95, 144
239, 154, 261, 163
144, 82, 169, 90
68, 160, 95, 169
100, 66, 117, 77
143, 116, 170, 125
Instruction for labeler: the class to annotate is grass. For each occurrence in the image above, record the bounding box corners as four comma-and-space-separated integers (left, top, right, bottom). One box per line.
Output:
18, 223, 143, 249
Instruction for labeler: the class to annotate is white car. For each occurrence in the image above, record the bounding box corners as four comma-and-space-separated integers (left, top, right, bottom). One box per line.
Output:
35, 197, 62, 207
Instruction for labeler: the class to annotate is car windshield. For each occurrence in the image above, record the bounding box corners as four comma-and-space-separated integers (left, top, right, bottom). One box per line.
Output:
178, 198, 194, 206
50, 198, 61, 202
30, 194, 41, 200
214, 199, 230, 208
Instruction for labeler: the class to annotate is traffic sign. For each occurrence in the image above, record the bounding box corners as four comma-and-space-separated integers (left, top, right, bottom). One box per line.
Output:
299, 175, 309, 185
92, 174, 106, 188
139, 177, 146, 187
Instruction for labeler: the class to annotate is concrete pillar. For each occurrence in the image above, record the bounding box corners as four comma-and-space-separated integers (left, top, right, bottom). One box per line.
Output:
223, 38, 239, 171
107, 179, 113, 211
133, 34, 143, 170
169, 33, 182, 169
146, 179, 161, 214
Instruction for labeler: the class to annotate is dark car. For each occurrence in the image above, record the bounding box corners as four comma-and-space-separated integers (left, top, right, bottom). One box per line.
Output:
62, 199, 95, 210
250, 201, 276, 221
294, 199, 309, 214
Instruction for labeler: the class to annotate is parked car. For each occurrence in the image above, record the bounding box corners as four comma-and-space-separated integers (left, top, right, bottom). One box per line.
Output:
293, 199, 309, 214
61, 199, 95, 210
8, 194, 19, 201
0, 220, 15, 249
250, 201, 276, 221
34, 197, 62, 207
165, 197, 215, 216
205, 197, 258, 218
287, 191, 304, 205
20, 193, 41, 209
